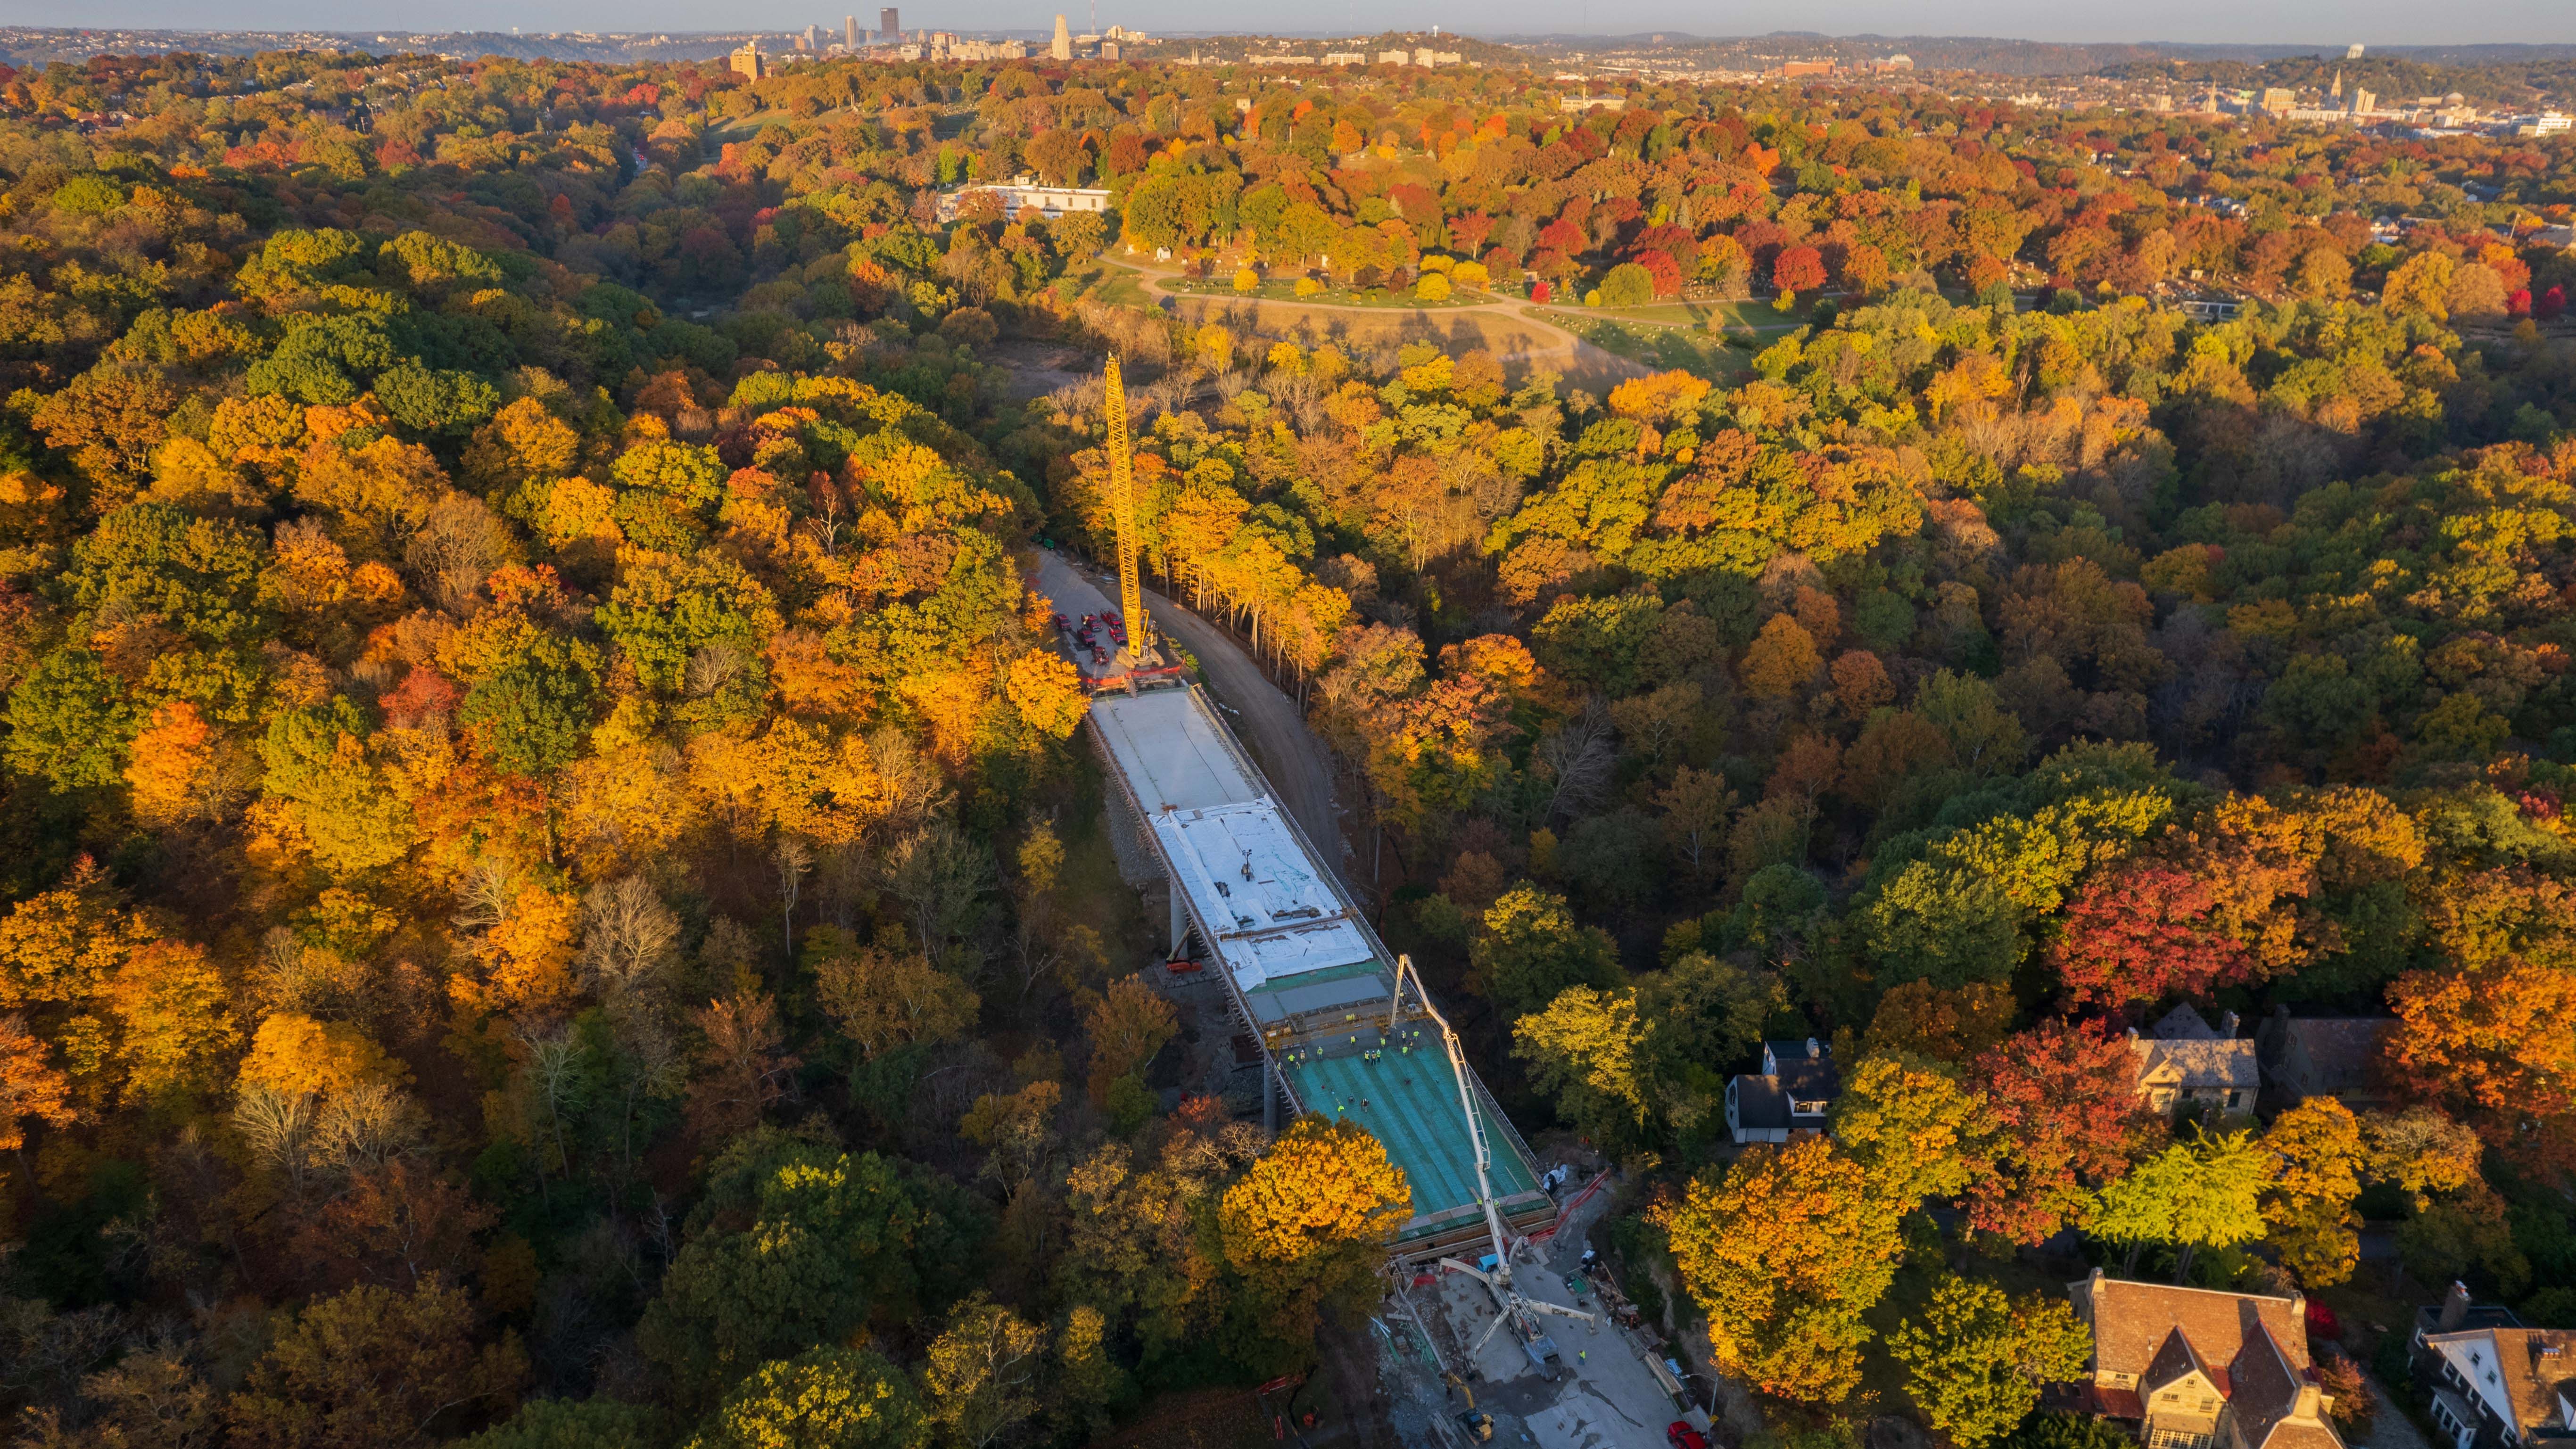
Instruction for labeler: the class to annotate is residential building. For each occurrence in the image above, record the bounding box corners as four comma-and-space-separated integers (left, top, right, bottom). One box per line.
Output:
879, 7, 899, 38
1322, 51, 1365, 64
937, 176, 1111, 221
2130, 1005, 2257, 1120
729, 42, 766, 79
2409, 1284, 2576, 1449
2258, 1012, 2390, 1110
1779, 59, 1834, 77
1559, 93, 1626, 112
1377, 49, 1411, 65
2067, 1270, 2345, 1449
1724, 1038, 1838, 1144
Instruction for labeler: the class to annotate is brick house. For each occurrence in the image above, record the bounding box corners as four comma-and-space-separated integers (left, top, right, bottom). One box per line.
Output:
2066, 1271, 2344, 1449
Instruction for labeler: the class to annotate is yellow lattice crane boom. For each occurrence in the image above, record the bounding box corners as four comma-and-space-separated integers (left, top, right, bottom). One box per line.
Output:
1102, 356, 1150, 659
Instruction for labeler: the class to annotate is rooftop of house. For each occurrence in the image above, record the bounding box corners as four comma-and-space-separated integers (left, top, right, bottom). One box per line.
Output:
2071, 1274, 2342, 1449
2419, 1326, 2576, 1439
2132, 1008, 2260, 1091
2277, 1017, 2391, 1087
1757, 1038, 1838, 1095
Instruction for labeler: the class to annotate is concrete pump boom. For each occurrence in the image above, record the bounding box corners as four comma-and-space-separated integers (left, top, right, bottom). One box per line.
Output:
1387, 954, 1511, 1282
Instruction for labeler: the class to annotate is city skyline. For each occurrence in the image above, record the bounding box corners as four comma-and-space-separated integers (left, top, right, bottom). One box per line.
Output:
2, 0, 2571, 46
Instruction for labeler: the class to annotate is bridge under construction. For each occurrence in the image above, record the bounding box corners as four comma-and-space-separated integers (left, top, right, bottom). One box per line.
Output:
1086, 682, 1553, 1260
1066, 354, 1552, 1262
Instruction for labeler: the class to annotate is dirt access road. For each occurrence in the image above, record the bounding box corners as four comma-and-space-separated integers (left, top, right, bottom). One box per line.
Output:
1123, 263, 1652, 393
1027, 550, 1352, 884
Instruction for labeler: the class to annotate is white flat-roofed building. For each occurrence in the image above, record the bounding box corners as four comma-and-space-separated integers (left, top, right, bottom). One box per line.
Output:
937, 177, 1111, 220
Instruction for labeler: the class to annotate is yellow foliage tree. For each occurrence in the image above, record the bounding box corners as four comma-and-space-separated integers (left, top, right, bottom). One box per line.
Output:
107, 939, 240, 1103
1219, 1115, 1411, 1266
1739, 613, 1822, 699
126, 701, 253, 828
0, 858, 157, 1010
238, 1012, 404, 1100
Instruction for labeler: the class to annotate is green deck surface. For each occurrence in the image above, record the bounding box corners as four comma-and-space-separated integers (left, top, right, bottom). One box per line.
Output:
1281, 1045, 1539, 1227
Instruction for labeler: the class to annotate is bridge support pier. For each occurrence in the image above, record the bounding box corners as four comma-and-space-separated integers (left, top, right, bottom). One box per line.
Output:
1169, 884, 1186, 956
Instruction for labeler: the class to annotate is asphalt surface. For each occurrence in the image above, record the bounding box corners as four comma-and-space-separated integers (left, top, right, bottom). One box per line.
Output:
1027, 550, 1351, 884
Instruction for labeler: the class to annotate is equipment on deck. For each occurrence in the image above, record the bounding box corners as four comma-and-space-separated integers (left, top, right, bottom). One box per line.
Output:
1388, 953, 1597, 1372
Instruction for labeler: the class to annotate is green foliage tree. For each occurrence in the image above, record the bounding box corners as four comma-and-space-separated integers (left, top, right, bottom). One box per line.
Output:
684, 1347, 928, 1449
1470, 886, 1624, 1021
1890, 1275, 2093, 1449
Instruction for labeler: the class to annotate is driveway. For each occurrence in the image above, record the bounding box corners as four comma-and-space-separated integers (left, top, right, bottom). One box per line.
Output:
1026, 550, 1350, 882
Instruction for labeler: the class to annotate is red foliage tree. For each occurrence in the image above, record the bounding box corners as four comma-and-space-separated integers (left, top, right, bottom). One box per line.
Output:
1633, 248, 1684, 298
1965, 1018, 2149, 1244
2049, 862, 2254, 1006
1773, 245, 1826, 295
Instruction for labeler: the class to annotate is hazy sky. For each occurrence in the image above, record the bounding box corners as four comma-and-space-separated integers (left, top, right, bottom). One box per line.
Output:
4, 0, 2572, 45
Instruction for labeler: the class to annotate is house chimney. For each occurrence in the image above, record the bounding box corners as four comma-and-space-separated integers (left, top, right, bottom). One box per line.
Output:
2440, 1281, 2471, 1332
1806, 1037, 1821, 1060
2219, 1010, 2240, 1037
2127, 1026, 2140, 1041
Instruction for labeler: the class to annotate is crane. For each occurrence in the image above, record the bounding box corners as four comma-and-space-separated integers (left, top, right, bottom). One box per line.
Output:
1386, 955, 1596, 1374
1099, 355, 1151, 663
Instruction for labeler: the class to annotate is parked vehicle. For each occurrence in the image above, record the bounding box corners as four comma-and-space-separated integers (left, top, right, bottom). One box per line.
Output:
1051, 613, 1070, 632
1668, 1426, 1710, 1449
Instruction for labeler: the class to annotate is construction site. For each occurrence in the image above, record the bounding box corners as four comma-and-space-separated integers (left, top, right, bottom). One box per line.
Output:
1049, 360, 1724, 1449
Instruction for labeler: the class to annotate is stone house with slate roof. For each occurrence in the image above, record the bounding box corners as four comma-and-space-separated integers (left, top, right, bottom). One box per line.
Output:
2068, 1272, 2345, 1449
2131, 1005, 2260, 1121
2257, 1012, 2392, 1111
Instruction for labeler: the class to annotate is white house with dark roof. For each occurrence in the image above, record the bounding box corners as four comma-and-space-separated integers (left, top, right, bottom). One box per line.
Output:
2409, 1284, 2576, 1449
1724, 1037, 1838, 1144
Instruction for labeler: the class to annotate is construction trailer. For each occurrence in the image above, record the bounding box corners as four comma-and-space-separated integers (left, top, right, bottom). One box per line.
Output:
1086, 684, 1555, 1260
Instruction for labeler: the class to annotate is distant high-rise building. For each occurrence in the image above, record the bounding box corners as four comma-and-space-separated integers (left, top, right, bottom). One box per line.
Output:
802, 24, 818, 49
880, 8, 899, 38
2346, 42, 2364, 59
1051, 14, 1072, 60
730, 42, 767, 79
2350, 86, 2376, 116
844, 15, 856, 48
